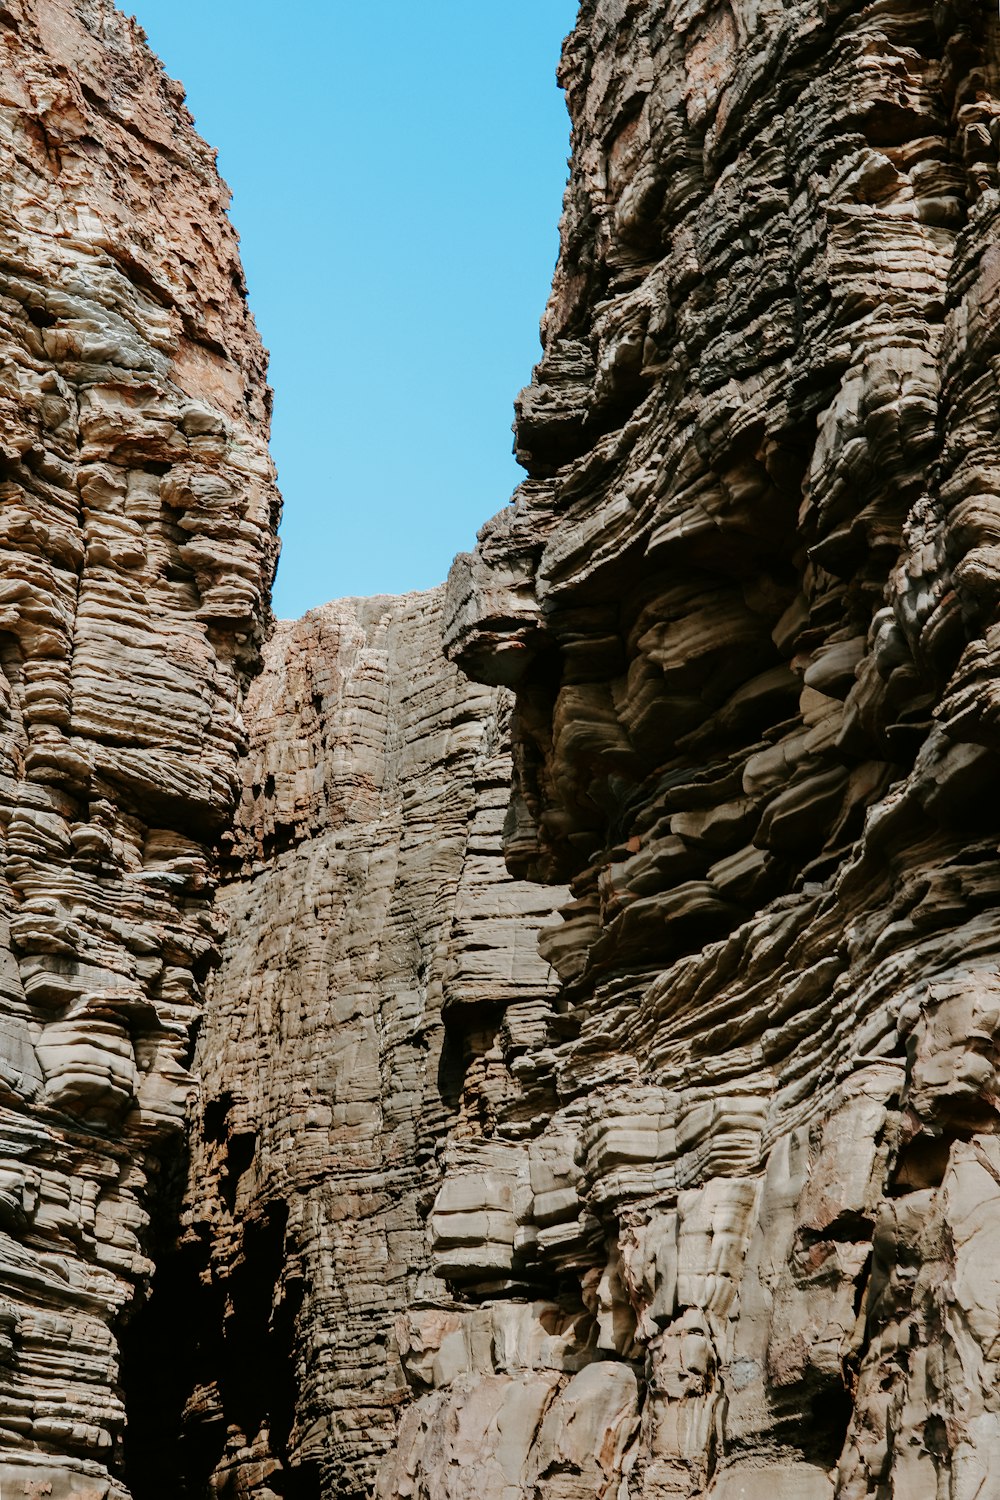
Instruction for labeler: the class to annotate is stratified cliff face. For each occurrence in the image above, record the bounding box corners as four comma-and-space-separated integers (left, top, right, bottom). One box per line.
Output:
5, 0, 1000, 1498
0, 3, 279, 1495
161, 591, 563, 1499
434, 0, 1000, 1496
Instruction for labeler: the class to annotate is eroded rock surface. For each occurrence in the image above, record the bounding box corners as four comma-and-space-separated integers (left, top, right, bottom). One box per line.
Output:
5, 0, 1000, 1496
138, 0, 1000, 1494
0, 2, 279, 1494
166, 593, 563, 1498
432, 0, 1000, 1496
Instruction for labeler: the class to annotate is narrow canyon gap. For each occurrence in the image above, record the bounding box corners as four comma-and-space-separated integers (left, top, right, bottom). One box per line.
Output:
1, 2, 1000, 1500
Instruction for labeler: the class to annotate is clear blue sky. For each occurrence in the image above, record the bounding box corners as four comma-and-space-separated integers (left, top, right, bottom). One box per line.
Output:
130, 2, 577, 617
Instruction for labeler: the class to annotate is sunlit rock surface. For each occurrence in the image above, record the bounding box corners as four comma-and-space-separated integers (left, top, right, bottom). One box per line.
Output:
0, 1, 279, 1494
173, 0, 1000, 1491
164, 592, 563, 1497
433, 0, 1000, 1495
5, 0, 1000, 1496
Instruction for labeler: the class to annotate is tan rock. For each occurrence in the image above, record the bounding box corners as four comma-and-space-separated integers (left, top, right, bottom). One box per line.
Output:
5, 0, 1000, 1497
175, 594, 565, 1495
0, 0, 278, 1490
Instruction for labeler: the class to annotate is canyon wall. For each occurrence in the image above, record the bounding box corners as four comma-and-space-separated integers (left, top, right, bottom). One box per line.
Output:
438, 0, 1000, 1496
165, 593, 563, 1499
4, 1, 1000, 1499
0, 2, 279, 1496
167, 0, 1000, 1495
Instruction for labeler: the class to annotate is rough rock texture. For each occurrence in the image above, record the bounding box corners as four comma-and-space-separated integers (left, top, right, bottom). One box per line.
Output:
5, 0, 1000, 1497
153, 591, 563, 1498
433, 0, 1000, 1496
0, 3, 279, 1495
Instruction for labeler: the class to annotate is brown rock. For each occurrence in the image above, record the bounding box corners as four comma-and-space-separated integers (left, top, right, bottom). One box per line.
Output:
433, 0, 1000, 1494
6, 0, 1000, 1497
0, 1, 279, 1494
169, 593, 564, 1496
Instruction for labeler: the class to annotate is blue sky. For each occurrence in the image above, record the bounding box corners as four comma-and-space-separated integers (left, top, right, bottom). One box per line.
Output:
130, 2, 578, 617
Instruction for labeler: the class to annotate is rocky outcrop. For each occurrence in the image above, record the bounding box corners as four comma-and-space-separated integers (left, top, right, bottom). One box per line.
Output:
5, 0, 1000, 1497
433, 0, 1000, 1495
155, 592, 563, 1498
0, 2, 279, 1495
162, 0, 1000, 1490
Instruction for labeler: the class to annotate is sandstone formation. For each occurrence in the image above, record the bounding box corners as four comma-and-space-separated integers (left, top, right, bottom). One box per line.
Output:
436, 0, 1000, 1495
157, 0, 1000, 1492
156, 592, 563, 1498
0, 2, 279, 1495
4, 0, 1000, 1498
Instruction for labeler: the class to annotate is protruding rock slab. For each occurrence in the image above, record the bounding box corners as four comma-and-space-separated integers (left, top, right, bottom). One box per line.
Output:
434, 0, 1000, 1494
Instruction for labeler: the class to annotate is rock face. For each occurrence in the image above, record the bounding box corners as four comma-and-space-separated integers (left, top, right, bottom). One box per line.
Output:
435, 0, 1000, 1496
5, 0, 1000, 1498
159, 592, 563, 1498
0, 2, 279, 1495
161, 0, 1000, 1493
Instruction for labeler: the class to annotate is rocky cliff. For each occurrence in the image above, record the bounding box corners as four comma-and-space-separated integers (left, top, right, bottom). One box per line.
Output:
145, 593, 563, 1499
0, 2, 279, 1496
438, 0, 1000, 1496
4, 0, 1000, 1499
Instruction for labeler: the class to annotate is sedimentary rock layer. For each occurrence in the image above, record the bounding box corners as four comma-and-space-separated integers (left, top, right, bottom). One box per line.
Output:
433, 0, 1000, 1495
5, 0, 1000, 1496
0, 3, 279, 1495
165, 592, 562, 1498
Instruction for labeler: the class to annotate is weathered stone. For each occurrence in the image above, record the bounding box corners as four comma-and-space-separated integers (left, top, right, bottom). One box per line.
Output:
166, 594, 564, 1496
5, 0, 1000, 1497
426, 0, 1000, 1494
0, 1, 279, 1493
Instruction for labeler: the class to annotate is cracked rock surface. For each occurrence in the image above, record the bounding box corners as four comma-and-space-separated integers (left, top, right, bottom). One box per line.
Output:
0, 2, 279, 1495
170, 0, 1000, 1490
434, 0, 1000, 1496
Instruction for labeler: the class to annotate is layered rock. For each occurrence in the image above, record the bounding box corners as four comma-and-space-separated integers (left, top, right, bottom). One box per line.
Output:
429, 0, 1000, 1496
129, 0, 1000, 1494
158, 593, 563, 1498
6, 0, 1000, 1496
0, 3, 279, 1495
